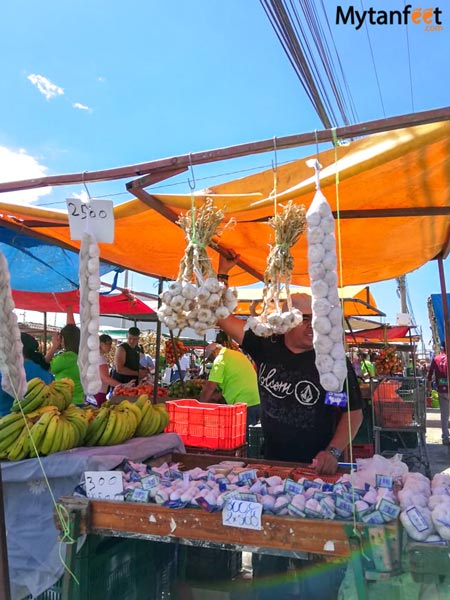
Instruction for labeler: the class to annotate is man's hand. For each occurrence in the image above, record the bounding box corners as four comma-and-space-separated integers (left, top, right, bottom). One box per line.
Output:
311, 450, 339, 475
218, 251, 240, 274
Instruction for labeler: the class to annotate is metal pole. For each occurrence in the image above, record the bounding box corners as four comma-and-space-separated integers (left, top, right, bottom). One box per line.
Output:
0, 466, 11, 600
152, 278, 164, 405
437, 257, 450, 387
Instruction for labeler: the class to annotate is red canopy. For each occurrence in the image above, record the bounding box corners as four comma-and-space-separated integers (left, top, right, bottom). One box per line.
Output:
346, 325, 416, 344
12, 289, 156, 320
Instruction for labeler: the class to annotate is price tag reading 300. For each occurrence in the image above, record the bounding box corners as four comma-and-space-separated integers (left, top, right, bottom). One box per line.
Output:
85, 471, 124, 501
222, 499, 262, 531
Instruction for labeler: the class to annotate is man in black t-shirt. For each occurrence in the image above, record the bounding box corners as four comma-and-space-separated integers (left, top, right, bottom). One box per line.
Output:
217, 261, 363, 476
112, 327, 149, 384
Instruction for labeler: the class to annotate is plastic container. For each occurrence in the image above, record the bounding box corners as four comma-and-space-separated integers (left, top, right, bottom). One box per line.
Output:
374, 399, 414, 427
165, 399, 247, 449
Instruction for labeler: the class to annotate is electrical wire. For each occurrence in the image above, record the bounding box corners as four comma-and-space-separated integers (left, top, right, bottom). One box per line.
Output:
359, 0, 386, 117
403, 0, 415, 113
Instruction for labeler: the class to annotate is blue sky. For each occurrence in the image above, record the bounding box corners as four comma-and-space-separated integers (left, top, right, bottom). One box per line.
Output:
0, 0, 449, 348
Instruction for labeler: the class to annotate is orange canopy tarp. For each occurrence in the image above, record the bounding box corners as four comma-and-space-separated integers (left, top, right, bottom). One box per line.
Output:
0, 120, 449, 286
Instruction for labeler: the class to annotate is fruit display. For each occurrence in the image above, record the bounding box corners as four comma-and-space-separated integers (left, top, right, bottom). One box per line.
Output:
167, 378, 207, 400
0, 378, 171, 461
140, 331, 165, 361
11, 377, 75, 413
164, 338, 188, 366
113, 383, 168, 399
373, 347, 402, 375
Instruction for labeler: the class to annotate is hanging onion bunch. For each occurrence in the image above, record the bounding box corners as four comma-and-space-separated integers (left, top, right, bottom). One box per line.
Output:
306, 189, 346, 392
246, 201, 306, 337
77, 232, 102, 396
0, 251, 27, 400
157, 197, 237, 336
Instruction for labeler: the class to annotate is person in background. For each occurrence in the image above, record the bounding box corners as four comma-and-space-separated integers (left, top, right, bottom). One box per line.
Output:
0, 333, 54, 416
112, 326, 149, 384
427, 343, 449, 445
360, 351, 376, 379
139, 349, 155, 371
46, 324, 84, 405
199, 342, 261, 438
95, 334, 122, 406
170, 352, 190, 382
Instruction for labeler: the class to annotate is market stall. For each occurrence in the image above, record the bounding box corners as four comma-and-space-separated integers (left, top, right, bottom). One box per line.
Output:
1, 108, 450, 600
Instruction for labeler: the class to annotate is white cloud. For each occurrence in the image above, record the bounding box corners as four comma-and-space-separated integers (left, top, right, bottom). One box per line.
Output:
71, 190, 90, 202
0, 147, 51, 205
98, 76, 106, 83
27, 74, 64, 100
73, 102, 92, 113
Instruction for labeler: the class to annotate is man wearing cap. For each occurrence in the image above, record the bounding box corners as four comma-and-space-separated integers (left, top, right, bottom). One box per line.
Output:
112, 327, 149, 384
199, 343, 260, 435
216, 256, 363, 477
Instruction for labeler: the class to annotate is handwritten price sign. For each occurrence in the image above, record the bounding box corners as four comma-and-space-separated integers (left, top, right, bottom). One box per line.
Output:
66, 198, 114, 243
222, 499, 262, 531
85, 471, 124, 501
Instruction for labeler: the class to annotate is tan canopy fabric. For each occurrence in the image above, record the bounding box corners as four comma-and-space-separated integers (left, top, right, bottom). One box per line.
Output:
235, 285, 381, 317
0, 120, 449, 286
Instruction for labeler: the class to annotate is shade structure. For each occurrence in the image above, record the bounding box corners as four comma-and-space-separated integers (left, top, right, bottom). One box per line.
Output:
345, 325, 419, 345
0, 224, 116, 292
235, 284, 381, 317
12, 289, 156, 320
0, 120, 449, 286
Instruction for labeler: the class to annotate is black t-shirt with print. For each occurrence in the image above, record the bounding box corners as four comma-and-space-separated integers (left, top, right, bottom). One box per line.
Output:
242, 330, 363, 463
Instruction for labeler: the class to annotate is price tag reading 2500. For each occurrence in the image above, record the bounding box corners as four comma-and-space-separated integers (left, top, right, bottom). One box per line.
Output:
84, 471, 124, 501
66, 198, 114, 244
222, 500, 262, 531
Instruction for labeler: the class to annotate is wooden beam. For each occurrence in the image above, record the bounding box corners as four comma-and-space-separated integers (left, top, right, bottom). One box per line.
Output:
132, 187, 265, 282
0, 106, 448, 194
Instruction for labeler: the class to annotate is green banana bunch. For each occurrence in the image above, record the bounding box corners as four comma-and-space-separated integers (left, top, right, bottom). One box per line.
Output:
0, 413, 27, 453
154, 404, 170, 433
52, 378, 75, 409
7, 420, 32, 461
28, 408, 60, 457
135, 400, 162, 437
63, 405, 89, 446
85, 407, 111, 446
40, 413, 61, 455
11, 378, 47, 413
97, 409, 119, 446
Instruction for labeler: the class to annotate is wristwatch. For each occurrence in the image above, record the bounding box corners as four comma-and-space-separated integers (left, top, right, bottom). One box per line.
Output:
327, 446, 341, 459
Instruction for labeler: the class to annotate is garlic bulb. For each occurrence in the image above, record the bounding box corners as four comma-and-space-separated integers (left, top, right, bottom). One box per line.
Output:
0, 252, 27, 400
306, 189, 346, 392
78, 233, 101, 396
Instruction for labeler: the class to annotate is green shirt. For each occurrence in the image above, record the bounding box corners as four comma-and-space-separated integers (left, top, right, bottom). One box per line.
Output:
208, 347, 260, 407
50, 351, 84, 405
360, 359, 376, 377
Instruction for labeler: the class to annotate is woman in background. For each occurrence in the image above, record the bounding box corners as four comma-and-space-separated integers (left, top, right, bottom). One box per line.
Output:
0, 333, 54, 416
95, 334, 122, 406
46, 324, 84, 405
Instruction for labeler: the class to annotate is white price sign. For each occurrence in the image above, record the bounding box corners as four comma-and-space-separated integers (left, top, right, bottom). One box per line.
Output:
85, 471, 124, 501
66, 198, 114, 244
222, 499, 262, 531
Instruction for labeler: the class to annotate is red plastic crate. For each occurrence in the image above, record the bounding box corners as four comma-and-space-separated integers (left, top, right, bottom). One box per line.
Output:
165, 399, 247, 450
351, 443, 374, 459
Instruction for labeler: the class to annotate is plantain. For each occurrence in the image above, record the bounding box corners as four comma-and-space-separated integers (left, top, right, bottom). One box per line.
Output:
85, 407, 110, 446
7, 423, 31, 461
97, 410, 118, 446
40, 414, 61, 455
28, 409, 59, 458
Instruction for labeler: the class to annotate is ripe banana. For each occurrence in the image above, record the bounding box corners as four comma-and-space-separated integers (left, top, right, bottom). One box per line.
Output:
47, 416, 65, 455
85, 407, 110, 446
7, 423, 31, 461
110, 411, 130, 445
45, 383, 66, 411
97, 409, 118, 446
64, 406, 89, 446
28, 409, 59, 457
136, 405, 161, 437
26, 405, 60, 420
53, 378, 75, 408
40, 414, 61, 455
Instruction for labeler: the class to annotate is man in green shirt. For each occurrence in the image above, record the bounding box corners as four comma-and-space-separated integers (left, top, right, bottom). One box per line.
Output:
199, 343, 261, 430
360, 352, 376, 378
